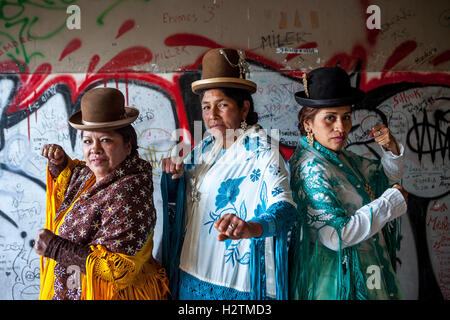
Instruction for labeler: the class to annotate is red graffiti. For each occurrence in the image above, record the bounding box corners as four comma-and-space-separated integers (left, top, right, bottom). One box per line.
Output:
116, 19, 135, 39
430, 50, 450, 67
87, 54, 100, 74
383, 40, 417, 71
97, 46, 153, 73
165, 33, 221, 49
59, 38, 82, 62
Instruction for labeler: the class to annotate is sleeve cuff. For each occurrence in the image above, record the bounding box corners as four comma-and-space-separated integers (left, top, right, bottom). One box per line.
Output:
248, 201, 296, 238
380, 187, 407, 220
380, 142, 404, 159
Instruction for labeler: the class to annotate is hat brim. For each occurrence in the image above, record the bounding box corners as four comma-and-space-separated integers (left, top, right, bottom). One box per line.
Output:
191, 77, 257, 94
294, 88, 365, 108
68, 107, 139, 131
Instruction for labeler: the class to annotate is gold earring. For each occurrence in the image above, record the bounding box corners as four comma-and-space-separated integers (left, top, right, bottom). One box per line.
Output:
306, 131, 314, 147
240, 120, 248, 131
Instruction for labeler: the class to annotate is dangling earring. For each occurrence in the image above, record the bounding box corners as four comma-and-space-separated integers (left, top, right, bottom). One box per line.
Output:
240, 120, 248, 131
306, 130, 314, 147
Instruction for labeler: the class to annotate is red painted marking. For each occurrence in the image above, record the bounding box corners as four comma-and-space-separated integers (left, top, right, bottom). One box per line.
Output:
325, 45, 367, 71
165, 33, 221, 49
383, 40, 417, 71
59, 38, 82, 61
361, 72, 450, 92
11, 63, 52, 111
116, 19, 135, 39
87, 54, 100, 73
97, 46, 153, 73
430, 50, 450, 67
0, 60, 26, 73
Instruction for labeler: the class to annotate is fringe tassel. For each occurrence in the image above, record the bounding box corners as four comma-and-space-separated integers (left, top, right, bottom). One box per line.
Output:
82, 245, 169, 300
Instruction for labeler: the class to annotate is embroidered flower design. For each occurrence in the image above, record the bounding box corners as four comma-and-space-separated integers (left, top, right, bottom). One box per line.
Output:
272, 186, 283, 197
124, 218, 134, 228
116, 193, 124, 201
250, 169, 261, 182
136, 210, 144, 219
254, 182, 268, 217
215, 177, 246, 210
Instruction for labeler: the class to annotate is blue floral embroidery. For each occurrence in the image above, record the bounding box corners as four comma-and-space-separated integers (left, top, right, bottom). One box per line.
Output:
250, 169, 261, 182
204, 211, 221, 233
215, 177, 246, 210
243, 136, 271, 160
254, 181, 268, 217
225, 241, 251, 266
203, 176, 251, 267
272, 186, 283, 197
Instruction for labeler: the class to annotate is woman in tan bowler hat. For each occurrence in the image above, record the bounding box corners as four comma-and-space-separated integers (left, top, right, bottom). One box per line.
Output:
35, 87, 169, 300
161, 48, 297, 300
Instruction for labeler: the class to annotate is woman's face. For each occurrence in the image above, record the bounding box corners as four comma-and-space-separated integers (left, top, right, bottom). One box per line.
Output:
201, 89, 249, 142
304, 106, 352, 152
81, 130, 131, 181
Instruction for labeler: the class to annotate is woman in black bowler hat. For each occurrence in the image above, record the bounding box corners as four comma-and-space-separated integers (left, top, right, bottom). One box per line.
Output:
288, 66, 408, 300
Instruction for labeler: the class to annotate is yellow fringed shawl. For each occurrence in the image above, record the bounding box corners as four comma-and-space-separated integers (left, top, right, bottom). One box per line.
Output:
39, 157, 169, 300
40, 157, 86, 300
82, 233, 169, 300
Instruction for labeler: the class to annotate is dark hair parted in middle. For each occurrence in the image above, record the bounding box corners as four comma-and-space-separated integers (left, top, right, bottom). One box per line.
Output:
199, 87, 258, 125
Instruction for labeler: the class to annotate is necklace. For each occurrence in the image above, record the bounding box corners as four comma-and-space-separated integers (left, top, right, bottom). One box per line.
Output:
190, 176, 201, 203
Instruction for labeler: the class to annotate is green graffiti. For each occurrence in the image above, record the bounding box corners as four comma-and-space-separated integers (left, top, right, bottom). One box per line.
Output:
96, 0, 151, 25
0, 0, 75, 68
0, 0, 151, 69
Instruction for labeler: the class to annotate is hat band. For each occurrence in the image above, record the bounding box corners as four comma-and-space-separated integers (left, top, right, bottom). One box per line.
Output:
81, 111, 127, 125
81, 120, 104, 125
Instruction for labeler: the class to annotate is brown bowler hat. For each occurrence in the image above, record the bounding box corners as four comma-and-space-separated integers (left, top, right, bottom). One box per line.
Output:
191, 48, 257, 94
68, 87, 139, 131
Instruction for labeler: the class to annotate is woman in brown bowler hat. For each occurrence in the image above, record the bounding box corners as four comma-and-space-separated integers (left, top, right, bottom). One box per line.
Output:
35, 87, 169, 300
161, 48, 297, 300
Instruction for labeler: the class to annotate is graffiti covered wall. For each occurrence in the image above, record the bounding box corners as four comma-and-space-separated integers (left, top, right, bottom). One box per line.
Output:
0, 0, 448, 300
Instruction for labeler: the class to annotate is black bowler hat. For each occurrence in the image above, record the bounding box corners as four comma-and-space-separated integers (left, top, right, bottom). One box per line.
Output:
294, 66, 365, 108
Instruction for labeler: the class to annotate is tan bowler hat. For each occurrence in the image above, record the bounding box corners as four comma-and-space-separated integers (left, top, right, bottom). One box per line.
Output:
191, 48, 257, 94
68, 87, 139, 131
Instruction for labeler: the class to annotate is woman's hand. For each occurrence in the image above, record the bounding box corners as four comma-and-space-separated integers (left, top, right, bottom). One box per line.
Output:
369, 124, 399, 155
34, 229, 55, 256
41, 144, 66, 165
214, 214, 263, 241
392, 184, 408, 204
162, 157, 185, 179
